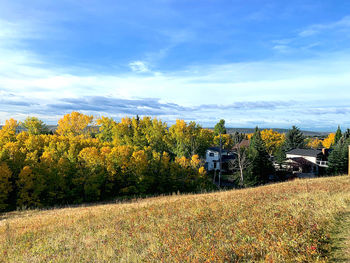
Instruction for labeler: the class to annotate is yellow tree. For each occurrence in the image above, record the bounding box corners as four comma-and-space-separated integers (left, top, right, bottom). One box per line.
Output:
96, 116, 117, 142
307, 138, 323, 149
78, 147, 106, 201
190, 154, 202, 169
196, 129, 214, 157
56, 111, 93, 137
168, 120, 202, 158
143, 117, 169, 153
0, 162, 12, 211
17, 166, 45, 208
322, 133, 335, 149
112, 117, 134, 145
130, 150, 149, 193
260, 129, 286, 155
246, 133, 254, 140
21, 117, 48, 135
213, 134, 233, 150
0, 118, 18, 144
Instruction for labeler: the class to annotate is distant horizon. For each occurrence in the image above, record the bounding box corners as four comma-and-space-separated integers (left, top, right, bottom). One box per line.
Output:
0, 116, 335, 133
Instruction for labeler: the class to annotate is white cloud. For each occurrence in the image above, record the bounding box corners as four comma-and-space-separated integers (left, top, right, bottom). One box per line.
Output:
129, 61, 150, 73
299, 15, 350, 37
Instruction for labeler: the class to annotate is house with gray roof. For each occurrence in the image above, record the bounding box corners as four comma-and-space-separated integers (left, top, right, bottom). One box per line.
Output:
284, 148, 328, 177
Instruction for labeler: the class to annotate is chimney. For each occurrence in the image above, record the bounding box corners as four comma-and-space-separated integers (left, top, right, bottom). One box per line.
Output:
322, 148, 328, 157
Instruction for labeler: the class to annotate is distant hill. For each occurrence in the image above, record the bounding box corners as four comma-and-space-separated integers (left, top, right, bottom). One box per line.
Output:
215, 128, 330, 137
0, 125, 58, 133
0, 125, 330, 137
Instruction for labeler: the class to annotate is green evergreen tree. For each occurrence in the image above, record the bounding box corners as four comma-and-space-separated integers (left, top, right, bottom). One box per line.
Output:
284, 126, 305, 151
214, 119, 227, 136
274, 145, 286, 167
344, 129, 350, 140
334, 125, 342, 145
327, 137, 349, 175
245, 127, 274, 186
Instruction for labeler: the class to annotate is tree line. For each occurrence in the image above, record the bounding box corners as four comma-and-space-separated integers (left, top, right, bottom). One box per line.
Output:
0, 113, 217, 211
0, 113, 347, 211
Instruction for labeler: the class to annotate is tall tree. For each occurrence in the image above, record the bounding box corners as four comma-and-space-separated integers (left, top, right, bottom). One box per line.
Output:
261, 129, 285, 155
96, 116, 117, 142
245, 128, 274, 186
0, 118, 18, 144
21, 117, 48, 135
343, 129, 350, 140
56, 112, 93, 137
231, 135, 250, 187
284, 126, 305, 151
214, 119, 227, 136
327, 138, 349, 175
334, 126, 342, 145
322, 133, 335, 149
0, 163, 12, 211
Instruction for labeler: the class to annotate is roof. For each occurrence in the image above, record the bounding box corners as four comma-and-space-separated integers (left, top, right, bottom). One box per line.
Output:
233, 139, 250, 149
286, 148, 322, 158
207, 147, 229, 154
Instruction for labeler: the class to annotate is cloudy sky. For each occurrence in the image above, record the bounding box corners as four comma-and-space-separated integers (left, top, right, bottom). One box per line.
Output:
0, 0, 350, 131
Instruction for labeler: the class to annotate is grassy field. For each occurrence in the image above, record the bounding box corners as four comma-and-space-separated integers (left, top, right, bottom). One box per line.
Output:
1, 176, 350, 262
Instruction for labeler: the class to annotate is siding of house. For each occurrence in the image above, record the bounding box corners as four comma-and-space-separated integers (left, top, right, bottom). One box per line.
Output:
286, 154, 317, 165
206, 150, 220, 171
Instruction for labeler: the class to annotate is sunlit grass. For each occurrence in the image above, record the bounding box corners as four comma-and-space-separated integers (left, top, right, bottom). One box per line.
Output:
1, 176, 350, 262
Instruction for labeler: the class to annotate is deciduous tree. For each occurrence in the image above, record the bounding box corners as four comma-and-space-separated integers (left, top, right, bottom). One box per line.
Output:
21, 117, 48, 135
57, 112, 93, 137
0, 162, 12, 211
214, 119, 227, 136
261, 129, 285, 155
322, 133, 335, 149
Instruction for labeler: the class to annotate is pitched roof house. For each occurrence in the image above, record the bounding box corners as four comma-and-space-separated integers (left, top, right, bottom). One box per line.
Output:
283, 148, 328, 177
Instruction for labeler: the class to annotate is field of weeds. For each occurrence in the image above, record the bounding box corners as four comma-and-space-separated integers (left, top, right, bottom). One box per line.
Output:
1, 176, 350, 262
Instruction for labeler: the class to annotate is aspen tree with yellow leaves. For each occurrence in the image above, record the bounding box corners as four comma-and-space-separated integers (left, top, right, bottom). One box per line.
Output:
0, 113, 214, 210
322, 133, 335, 149
260, 129, 285, 155
0, 163, 12, 211
56, 111, 93, 137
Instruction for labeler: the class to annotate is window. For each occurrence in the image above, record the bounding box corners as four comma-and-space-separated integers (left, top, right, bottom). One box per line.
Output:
213, 162, 216, 169
209, 152, 214, 157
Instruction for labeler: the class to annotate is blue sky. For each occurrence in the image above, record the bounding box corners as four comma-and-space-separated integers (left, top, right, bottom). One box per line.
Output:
0, 0, 350, 131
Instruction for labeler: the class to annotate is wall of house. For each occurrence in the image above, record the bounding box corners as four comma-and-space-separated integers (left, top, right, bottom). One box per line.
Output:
206, 150, 220, 171
286, 154, 317, 164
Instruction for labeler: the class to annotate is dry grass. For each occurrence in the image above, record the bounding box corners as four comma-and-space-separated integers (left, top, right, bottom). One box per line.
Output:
1, 176, 350, 262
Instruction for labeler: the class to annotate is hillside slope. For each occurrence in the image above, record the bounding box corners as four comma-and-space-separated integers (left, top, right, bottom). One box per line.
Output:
1, 176, 350, 262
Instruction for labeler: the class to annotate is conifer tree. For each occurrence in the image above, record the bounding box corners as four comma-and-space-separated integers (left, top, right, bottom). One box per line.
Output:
327, 137, 349, 175
284, 126, 305, 151
334, 125, 342, 145
245, 127, 274, 186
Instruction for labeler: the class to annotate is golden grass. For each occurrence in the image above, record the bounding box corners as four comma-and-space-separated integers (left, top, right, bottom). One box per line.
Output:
1, 176, 350, 262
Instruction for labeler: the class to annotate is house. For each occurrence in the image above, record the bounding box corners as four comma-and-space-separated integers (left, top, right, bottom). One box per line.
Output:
282, 148, 328, 177
205, 147, 236, 172
232, 139, 250, 150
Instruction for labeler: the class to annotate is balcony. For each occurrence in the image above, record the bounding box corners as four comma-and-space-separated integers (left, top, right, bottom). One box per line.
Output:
316, 160, 328, 167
